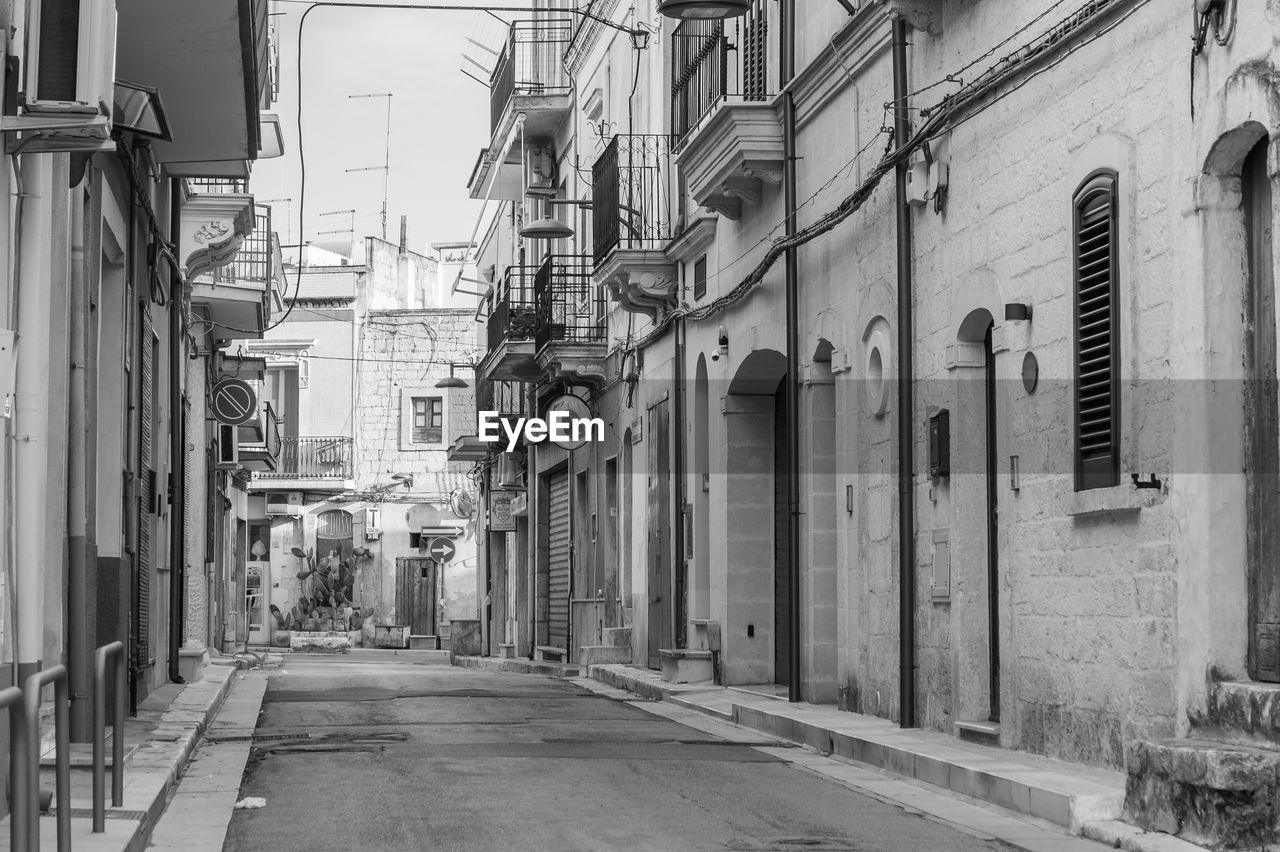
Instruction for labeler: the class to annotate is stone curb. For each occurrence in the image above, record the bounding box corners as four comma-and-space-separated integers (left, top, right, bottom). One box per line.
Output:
451, 654, 580, 678
1082, 820, 1209, 851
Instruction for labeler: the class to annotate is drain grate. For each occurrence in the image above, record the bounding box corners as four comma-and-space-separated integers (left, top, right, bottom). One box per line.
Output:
58, 808, 148, 820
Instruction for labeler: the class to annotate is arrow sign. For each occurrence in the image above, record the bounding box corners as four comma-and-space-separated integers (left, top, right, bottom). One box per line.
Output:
427, 537, 456, 563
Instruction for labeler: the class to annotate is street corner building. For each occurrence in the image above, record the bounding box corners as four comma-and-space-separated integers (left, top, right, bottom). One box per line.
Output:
456, 1, 1280, 848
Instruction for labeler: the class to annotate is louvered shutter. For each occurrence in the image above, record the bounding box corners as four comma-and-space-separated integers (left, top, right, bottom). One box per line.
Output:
1073, 172, 1120, 491
547, 470, 571, 652
136, 317, 154, 672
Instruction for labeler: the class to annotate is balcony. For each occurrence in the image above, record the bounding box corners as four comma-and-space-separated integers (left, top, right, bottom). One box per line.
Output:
592, 135, 680, 320
186, 194, 277, 341
469, 20, 572, 202
481, 265, 542, 383
670, 4, 783, 221
480, 257, 607, 386
238, 402, 281, 473
534, 255, 608, 385
249, 437, 355, 492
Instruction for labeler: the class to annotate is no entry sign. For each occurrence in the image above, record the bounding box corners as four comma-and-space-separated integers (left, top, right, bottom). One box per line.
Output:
211, 378, 258, 426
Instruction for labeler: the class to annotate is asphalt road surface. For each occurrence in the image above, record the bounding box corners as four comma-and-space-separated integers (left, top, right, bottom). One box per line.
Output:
223, 656, 1009, 851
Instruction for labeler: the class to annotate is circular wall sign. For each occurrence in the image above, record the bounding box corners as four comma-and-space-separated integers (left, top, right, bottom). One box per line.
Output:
1022, 352, 1039, 394
544, 393, 594, 451
211, 378, 258, 426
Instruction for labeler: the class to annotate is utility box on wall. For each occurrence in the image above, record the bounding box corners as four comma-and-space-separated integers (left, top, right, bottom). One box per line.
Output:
929, 409, 950, 478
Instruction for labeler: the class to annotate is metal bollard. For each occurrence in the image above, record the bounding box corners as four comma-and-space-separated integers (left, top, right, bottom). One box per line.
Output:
0, 686, 28, 852
93, 641, 128, 832
23, 665, 70, 852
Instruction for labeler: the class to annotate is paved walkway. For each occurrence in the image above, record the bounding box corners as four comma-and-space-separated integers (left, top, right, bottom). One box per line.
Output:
580, 663, 1208, 852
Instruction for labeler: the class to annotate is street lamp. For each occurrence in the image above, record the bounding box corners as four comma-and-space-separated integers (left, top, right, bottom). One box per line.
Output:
434, 364, 470, 389
657, 0, 750, 19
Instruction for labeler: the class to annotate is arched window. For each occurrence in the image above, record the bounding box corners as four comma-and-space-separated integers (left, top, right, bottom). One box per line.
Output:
1073, 170, 1120, 491
316, 510, 353, 564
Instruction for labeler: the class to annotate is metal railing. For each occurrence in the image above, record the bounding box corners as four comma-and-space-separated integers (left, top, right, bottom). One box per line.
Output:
487, 265, 540, 352
490, 20, 572, 132
254, 436, 354, 480
534, 255, 605, 349
210, 209, 273, 287
670, 0, 772, 145
1, 685, 28, 851
23, 665, 70, 852
93, 642, 127, 833
592, 134, 675, 264
187, 177, 249, 194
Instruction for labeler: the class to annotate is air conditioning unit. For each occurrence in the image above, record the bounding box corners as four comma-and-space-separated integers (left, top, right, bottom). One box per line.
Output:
495, 452, 524, 490
266, 491, 303, 517
216, 423, 240, 470
524, 143, 556, 197
18, 0, 117, 144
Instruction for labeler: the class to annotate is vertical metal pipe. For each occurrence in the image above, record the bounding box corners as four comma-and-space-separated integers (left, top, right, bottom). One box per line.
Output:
68, 181, 90, 740
168, 179, 186, 684
54, 675, 70, 852
892, 16, 917, 729
1, 686, 28, 852
782, 0, 802, 704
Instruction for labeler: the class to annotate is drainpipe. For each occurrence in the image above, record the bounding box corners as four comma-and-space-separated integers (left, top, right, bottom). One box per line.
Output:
782, 0, 802, 704
168, 179, 185, 684
68, 180, 89, 737
14, 154, 53, 689
892, 16, 917, 729
673, 317, 686, 649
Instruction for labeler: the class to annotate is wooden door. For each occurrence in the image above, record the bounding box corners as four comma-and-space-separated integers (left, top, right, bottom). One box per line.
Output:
396, 558, 436, 635
647, 398, 672, 668
1244, 139, 1280, 682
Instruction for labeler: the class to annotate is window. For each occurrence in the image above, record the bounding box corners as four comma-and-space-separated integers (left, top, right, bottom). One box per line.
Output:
412, 396, 444, 444
1072, 170, 1120, 491
693, 256, 707, 300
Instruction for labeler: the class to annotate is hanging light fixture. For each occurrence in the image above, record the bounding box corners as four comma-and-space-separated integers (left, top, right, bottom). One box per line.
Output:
518, 196, 575, 240
657, 0, 750, 19
435, 364, 470, 389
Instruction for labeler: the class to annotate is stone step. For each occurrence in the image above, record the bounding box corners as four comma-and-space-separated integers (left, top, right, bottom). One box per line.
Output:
408, 634, 439, 650
579, 645, 631, 666
658, 648, 713, 684
601, 626, 631, 648
1123, 737, 1280, 848
1191, 679, 1280, 750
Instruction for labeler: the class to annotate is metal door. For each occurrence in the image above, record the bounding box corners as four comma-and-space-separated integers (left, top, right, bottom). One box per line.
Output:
647, 398, 672, 668
133, 317, 156, 699
547, 470, 571, 652
395, 558, 437, 636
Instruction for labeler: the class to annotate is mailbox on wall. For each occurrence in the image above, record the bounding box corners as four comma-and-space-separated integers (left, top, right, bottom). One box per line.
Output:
929, 409, 950, 479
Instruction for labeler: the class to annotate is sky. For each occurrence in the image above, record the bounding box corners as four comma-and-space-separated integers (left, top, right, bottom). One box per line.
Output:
252, 1, 520, 258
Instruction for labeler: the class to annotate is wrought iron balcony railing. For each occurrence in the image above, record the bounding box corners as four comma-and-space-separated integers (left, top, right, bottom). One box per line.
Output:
593, 134, 675, 264
254, 436, 353, 480
490, 20, 572, 133
535, 255, 605, 350
210, 209, 273, 287
187, 177, 249, 194
670, 0, 772, 145
487, 265, 540, 353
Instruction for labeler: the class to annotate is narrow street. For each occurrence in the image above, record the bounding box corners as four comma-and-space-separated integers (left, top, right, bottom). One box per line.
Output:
222, 657, 1009, 851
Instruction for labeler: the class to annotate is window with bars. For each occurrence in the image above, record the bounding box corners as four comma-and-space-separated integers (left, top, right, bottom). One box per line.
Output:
412, 396, 444, 444
1072, 170, 1121, 491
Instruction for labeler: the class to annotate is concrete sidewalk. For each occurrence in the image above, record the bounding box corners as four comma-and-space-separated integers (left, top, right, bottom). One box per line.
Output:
0, 663, 239, 851
585, 664, 1207, 852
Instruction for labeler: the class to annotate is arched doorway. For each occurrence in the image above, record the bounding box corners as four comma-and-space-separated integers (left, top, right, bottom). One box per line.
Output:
724, 349, 788, 688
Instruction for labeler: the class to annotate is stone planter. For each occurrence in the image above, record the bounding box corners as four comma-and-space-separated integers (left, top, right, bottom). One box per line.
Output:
290, 631, 352, 654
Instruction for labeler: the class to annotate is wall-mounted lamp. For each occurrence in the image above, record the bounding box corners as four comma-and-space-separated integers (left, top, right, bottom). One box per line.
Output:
1010, 454, 1020, 492
658, 0, 749, 18
1004, 303, 1033, 322
846, 484, 854, 514
435, 364, 471, 389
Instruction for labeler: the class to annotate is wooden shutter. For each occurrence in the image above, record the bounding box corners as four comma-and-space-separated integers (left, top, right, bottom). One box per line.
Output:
1073, 171, 1120, 491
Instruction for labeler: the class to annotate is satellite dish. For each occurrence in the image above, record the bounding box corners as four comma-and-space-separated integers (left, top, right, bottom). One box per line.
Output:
449, 488, 476, 519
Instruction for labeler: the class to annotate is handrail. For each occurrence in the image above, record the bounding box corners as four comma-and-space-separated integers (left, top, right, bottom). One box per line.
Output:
93, 641, 127, 832
0, 685, 29, 851
23, 664, 70, 852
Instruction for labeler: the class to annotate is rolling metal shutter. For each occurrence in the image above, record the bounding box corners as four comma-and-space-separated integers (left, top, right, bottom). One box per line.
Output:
547, 470, 571, 652
1073, 171, 1120, 490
